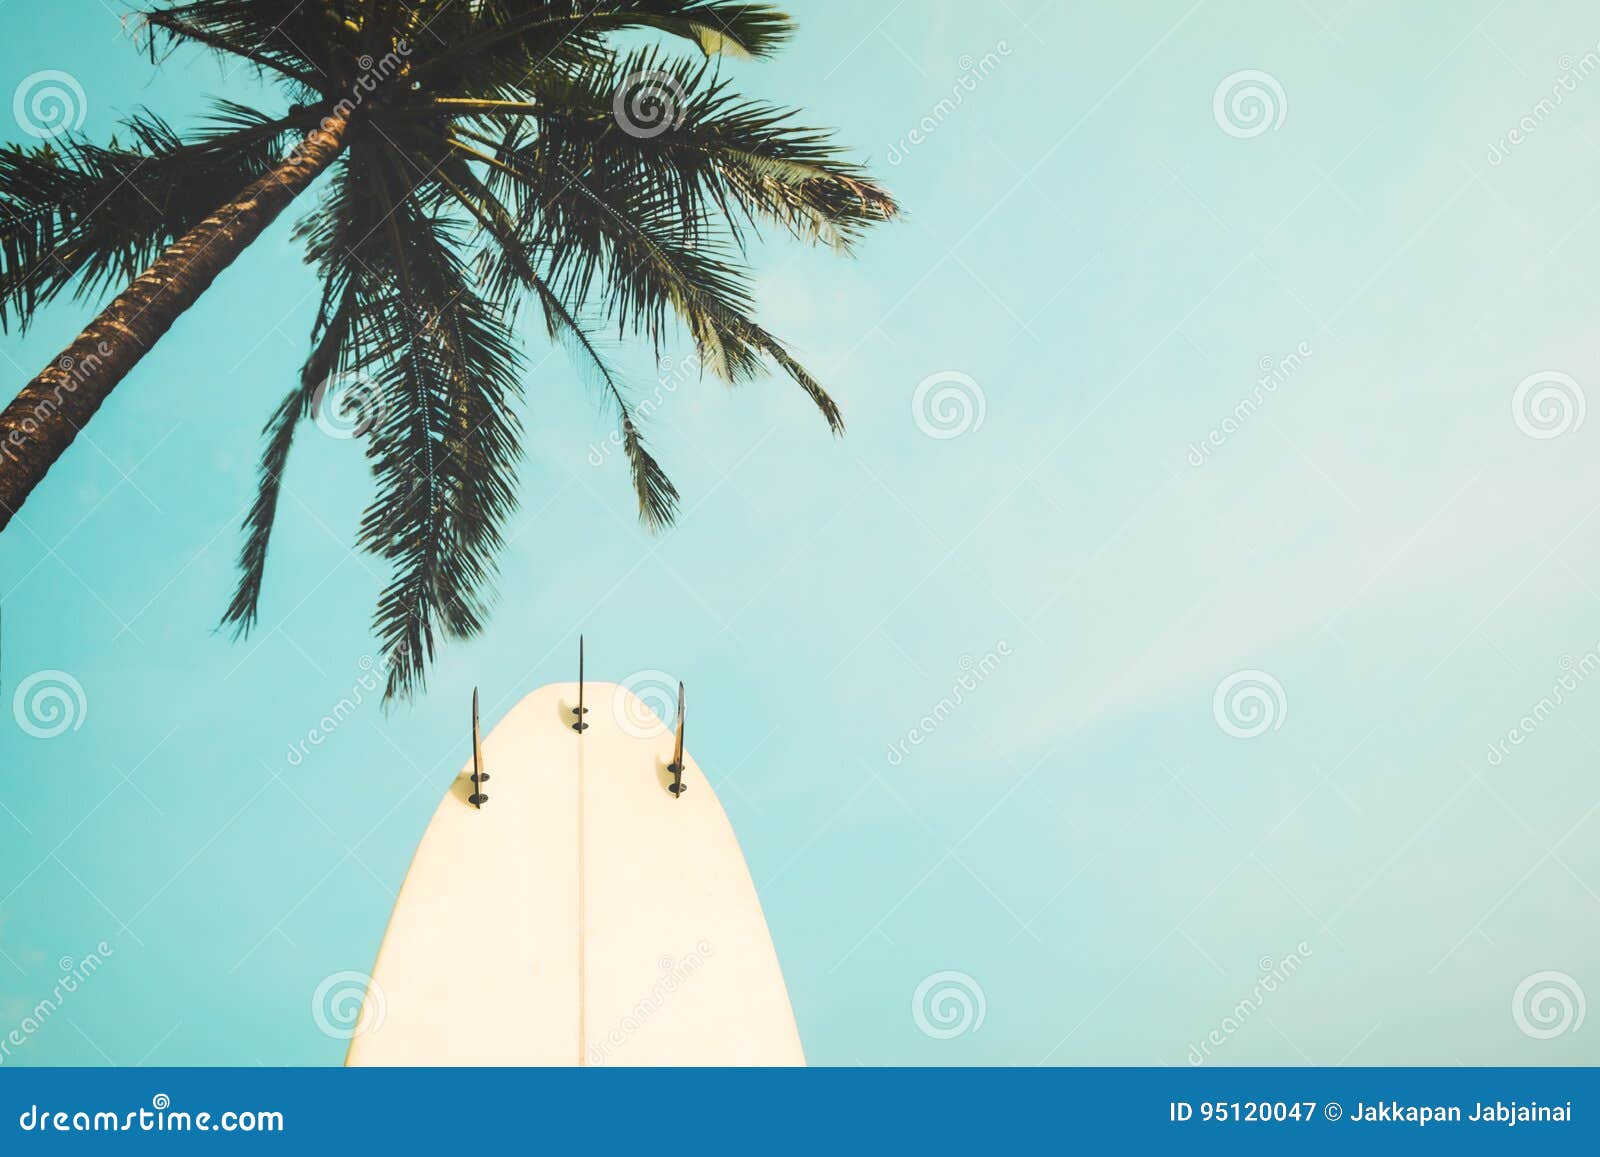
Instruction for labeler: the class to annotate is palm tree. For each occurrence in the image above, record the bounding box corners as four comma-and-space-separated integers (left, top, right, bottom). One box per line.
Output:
0, 1, 895, 700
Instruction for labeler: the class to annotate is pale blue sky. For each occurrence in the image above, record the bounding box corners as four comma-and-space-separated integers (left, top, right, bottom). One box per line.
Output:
3, 0, 1600, 1066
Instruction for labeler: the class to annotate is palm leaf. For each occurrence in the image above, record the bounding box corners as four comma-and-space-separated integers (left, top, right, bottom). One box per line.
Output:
5, 0, 896, 703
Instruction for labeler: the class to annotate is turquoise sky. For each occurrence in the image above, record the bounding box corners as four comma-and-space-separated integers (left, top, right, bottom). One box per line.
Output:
3, 0, 1600, 1066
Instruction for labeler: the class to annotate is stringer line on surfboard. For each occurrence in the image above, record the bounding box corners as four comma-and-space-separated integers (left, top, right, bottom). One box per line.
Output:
574, 658, 586, 1065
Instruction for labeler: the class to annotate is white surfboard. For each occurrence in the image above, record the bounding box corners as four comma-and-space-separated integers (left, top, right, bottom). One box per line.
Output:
344, 679, 805, 1066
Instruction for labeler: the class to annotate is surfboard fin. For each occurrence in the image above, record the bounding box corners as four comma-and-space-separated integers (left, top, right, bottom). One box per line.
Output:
469, 688, 490, 808
667, 681, 687, 798
571, 634, 589, 733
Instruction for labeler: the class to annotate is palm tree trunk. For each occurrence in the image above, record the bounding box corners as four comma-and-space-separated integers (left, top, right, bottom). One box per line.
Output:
0, 112, 351, 531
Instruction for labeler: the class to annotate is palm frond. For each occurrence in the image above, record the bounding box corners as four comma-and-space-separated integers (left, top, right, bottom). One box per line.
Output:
531, 277, 680, 530
220, 279, 361, 636
140, 0, 334, 90
459, 116, 845, 430
495, 46, 898, 253
52, 0, 903, 704
0, 107, 303, 330
357, 170, 525, 702
413, 1, 794, 94
435, 155, 681, 528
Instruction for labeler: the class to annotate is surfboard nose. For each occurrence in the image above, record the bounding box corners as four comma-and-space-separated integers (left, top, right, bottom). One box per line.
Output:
484, 680, 685, 750
346, 676, 805, 1067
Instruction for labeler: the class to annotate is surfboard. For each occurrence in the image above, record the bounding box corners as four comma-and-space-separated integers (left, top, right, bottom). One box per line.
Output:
343, 679, 805, 1066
